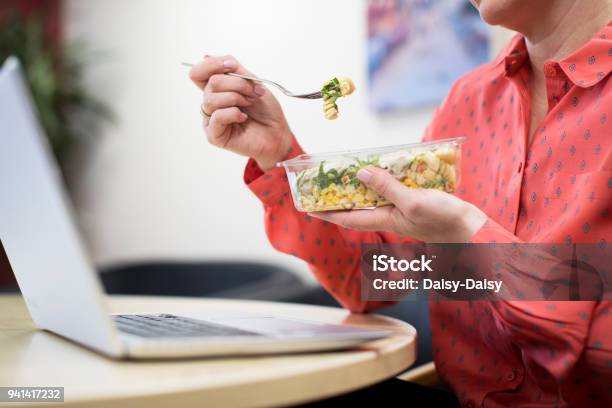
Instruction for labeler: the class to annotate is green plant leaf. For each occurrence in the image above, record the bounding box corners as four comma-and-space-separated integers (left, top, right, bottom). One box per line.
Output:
0, 10, 112, 181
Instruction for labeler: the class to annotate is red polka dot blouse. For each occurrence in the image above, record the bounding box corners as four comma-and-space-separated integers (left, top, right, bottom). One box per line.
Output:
243, 25, 612, 407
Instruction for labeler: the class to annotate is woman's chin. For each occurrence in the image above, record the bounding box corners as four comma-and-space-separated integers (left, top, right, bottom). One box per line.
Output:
476, 0, 525, 27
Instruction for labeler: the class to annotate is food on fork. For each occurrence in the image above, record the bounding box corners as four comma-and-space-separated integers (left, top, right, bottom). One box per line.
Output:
321, 77, 355, 120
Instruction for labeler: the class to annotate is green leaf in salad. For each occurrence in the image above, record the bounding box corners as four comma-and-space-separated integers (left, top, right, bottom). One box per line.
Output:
321, 77, 343, 111
315, 161, 331, 189
321, 77, 342, 98
355, 155, 380, 168
326, 168, 339, 180
309, 155, 382, 191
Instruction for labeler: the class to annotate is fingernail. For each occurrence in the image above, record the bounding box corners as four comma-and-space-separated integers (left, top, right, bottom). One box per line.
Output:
246, 96, 255, 102
254, 85, 266, 96
240, 112, 248, 120
223, 59, 237, 68
357, 168, 372, 183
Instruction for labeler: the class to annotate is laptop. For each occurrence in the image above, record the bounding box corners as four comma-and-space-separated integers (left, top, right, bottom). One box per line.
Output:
0, 57, 389, 359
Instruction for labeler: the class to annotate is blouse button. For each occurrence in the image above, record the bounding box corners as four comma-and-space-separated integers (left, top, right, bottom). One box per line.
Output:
506, 369, 517, 382
465, 401, 475, 408
544, 64, 557, 77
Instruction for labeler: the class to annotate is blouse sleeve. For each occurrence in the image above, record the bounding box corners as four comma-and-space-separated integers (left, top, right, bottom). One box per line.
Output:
470, 218, 597, 382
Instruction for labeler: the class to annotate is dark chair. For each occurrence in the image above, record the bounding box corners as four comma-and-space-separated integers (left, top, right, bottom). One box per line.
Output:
100, 261, 309, 302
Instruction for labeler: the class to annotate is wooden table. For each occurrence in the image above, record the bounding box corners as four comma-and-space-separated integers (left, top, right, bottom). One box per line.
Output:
0, 295, 416, 407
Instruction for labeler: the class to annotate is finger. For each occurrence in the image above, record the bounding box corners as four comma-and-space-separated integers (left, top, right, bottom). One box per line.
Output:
189, 54, 239, 90
357, 166, 416, 207
200, 102, 211, 126
207, 107, 248, 145
205, 74, 264, 98
203, 92, 253, 115
309, 207, 396, 231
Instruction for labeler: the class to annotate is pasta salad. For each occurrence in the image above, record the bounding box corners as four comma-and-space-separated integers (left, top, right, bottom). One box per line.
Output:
279, 138, 464, 212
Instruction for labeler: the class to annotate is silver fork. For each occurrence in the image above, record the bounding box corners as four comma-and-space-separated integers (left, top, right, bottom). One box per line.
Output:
181, 62, 322, 99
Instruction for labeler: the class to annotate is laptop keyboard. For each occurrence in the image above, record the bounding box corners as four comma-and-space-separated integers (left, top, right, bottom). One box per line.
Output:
112, 314, 262, 338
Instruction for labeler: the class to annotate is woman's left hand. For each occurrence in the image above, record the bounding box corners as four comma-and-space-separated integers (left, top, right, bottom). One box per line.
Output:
309, 166, 488, 243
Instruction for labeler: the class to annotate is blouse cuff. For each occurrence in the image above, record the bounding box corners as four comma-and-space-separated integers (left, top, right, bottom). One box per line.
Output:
243, 137, 305, 206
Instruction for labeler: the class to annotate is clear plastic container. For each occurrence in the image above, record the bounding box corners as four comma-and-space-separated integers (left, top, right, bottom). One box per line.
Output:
278, 137, 465, 212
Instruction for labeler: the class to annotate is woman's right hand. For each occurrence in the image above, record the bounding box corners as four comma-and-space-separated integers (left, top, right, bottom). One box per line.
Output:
189, 55, 294, 171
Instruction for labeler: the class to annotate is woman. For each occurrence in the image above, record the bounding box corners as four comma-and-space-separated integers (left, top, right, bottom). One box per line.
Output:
190, 0, 612, 406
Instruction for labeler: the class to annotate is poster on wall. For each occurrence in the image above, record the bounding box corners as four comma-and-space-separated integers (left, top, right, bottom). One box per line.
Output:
367, 0, 489, 112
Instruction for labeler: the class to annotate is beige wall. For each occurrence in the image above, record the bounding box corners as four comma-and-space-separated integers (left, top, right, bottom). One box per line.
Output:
64, 0, 514, 280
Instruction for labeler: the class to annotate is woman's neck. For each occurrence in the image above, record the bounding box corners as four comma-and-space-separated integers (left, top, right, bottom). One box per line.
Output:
524, 0, 612, 72
519, 0, 612, 144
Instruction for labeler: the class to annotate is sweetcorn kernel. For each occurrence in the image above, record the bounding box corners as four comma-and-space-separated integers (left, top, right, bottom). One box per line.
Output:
403, 178, 418, 188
